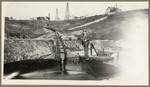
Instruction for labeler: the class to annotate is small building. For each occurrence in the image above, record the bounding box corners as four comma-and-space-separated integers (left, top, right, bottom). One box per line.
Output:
105, 5, 122, 15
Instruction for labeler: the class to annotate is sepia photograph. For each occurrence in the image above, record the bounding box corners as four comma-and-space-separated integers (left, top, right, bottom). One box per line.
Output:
1, 1, 149, 86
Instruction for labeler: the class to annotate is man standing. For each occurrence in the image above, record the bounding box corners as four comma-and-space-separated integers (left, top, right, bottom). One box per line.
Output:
78, 31, 90, 57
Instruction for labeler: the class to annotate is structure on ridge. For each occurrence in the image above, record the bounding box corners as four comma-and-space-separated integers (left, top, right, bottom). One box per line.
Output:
64, 3, 70, 20
55, 8, 60, 21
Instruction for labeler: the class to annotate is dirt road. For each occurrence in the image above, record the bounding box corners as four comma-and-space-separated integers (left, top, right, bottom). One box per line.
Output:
68, 16, 107, 30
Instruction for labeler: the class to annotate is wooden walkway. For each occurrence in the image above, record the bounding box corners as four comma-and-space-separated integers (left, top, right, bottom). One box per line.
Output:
79, 55, 114, 61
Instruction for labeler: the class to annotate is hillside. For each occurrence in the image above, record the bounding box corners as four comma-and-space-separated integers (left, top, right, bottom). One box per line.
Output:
64, 9, 148, 40
4, 40, 55, 63
4, 9, 148, 63
5, 15, 105, 39
47, 15, 105, 31
5, 9, 148, 40
5, 19, 49, 39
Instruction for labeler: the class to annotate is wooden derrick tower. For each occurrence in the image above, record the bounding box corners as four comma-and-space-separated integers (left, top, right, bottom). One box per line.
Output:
64, 3, 70, 20
55, 8, 60, 21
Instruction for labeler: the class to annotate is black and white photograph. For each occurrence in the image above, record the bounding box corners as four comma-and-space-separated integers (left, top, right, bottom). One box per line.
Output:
1, 1, 149, 85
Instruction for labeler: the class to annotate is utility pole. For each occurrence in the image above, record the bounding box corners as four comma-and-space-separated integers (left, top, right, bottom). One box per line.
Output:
64, 3, 70, 20
48, 13, 50, 20
48, 13, 50, 18
55, 8, 60, 21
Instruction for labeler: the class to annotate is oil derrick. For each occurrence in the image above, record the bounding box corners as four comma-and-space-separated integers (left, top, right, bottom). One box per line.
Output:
64, 3, 70, 20
55, 8, 60, 21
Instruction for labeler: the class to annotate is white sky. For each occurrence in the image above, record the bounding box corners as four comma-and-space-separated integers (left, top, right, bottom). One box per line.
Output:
2, 1, 149, 20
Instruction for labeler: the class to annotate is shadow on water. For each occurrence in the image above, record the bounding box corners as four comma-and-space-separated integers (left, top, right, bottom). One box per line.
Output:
4, 59, 119, 80
4, 59, 61, 74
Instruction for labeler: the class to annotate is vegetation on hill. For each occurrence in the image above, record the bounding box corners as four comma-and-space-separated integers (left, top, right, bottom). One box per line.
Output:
5, 19, 50, 39
66, 9, 148, 40
5, 14, 105, 39
5, 9, 148, 40
4, 9, 148, 63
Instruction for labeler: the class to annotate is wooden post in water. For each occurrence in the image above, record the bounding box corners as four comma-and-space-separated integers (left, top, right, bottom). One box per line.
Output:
60, 52, 66, 73
59, 36, 67, 74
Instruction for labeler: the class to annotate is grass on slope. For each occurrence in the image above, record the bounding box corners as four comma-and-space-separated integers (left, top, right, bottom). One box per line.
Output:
5, 14, 105, 39
65, 9, 148, 40
5, 20, 50, 39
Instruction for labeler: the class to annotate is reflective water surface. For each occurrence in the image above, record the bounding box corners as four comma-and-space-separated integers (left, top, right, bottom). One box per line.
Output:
4, 59, 119, 80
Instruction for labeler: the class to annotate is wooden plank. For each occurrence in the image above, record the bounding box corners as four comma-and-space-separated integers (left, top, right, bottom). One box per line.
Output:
80, 55, 114, 61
